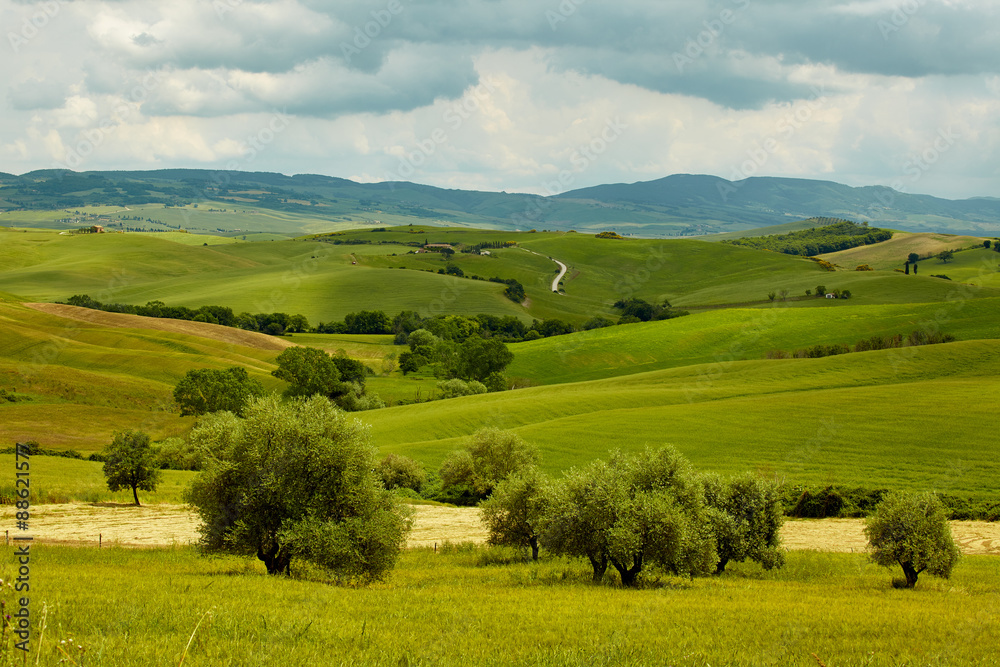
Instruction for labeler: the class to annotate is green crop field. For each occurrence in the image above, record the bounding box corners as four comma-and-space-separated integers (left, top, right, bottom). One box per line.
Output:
506, 297, 1000, 384
0, 301, 283, 449
0, 454, 194, 504
6, 544, 998, 666
363, 340, 1000, 498
3, 226, 998, 331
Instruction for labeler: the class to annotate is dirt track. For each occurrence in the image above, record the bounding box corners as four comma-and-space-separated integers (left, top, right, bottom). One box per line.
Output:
24, 303, 294, 352
2, 504, 998, 555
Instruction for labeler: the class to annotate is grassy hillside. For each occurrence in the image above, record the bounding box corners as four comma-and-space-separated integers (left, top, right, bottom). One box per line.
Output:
0, 302, 283, 449
364, 340, 1000, 498
505, 297, 1000, 384
5, 227, 997, 330
695, 218, 827, 241
0, 228, 526, 323
819, 231, 989, 270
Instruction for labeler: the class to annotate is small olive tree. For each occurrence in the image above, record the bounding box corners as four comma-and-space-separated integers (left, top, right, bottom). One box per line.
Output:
542, 447, 716, 586
102, 430, 162, 505
480, 467, 551, 560
186, 395, 410, 579
864, 492, 960, 588
703, 473, 785, 573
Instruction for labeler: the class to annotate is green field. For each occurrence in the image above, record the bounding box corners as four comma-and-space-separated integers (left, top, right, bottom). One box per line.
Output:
0, 301, 282, 449
7, 226, 995, 332
506, 297, 1000, 384
363, 340, 1000, 498
7, 544, 997, 665
0, 453, 194, 504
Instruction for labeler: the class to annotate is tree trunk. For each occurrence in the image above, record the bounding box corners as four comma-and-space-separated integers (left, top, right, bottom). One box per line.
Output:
612, 554, 643, 587
529, 537, 539, 561
588, 554, 608, 583
258, 543, 290, 575
132, 485, 140, 506
900, 561, 921, 588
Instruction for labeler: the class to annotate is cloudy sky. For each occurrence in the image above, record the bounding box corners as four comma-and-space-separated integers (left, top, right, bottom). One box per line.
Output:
2, 0, 999, 198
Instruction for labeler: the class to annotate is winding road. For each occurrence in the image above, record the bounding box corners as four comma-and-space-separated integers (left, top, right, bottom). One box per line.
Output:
550, 257, 568, 293
523, 248, 569, 294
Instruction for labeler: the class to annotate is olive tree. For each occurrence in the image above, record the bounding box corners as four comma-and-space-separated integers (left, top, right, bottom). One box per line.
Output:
102, 430, 162, 505
480, 467, 551, 560
186, 395, 410, 579
541, 447, 716, 586
864, 492, 960, 588
703, 473, 785, 573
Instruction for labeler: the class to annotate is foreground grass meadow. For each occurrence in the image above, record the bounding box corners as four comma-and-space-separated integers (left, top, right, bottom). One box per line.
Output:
4, 544, 997, 666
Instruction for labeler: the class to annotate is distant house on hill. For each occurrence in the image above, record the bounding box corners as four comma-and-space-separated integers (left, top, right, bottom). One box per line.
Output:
88, 225, 104, 233
825, 293, 836, 299
424, 243, 453, 249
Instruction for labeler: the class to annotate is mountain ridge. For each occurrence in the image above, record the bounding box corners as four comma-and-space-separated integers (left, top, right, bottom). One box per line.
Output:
3, 169, 998, 236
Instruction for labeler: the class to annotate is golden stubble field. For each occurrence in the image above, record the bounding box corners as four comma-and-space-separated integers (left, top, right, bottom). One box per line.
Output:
3, 503, 998, 555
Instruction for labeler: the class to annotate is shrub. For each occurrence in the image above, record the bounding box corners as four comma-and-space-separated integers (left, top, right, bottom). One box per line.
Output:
378, 454, 427, 493
154, 437, 207, 471
437, 378, 488, 398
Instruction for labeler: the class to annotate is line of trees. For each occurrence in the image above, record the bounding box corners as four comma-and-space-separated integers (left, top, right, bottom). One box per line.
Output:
765, 330, 956, 360
95, 415, 962, 587
723, 220, 892, 256
64, 295, 309, 336
434, 431, 785, 586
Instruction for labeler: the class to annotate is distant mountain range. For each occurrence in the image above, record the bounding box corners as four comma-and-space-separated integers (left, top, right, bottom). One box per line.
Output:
2, 169, 998, 236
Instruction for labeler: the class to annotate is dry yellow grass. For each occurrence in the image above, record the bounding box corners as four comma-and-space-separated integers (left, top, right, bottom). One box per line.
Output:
24, 302, 295, 352
5, 504, 997, 555
818, 232, 985, 270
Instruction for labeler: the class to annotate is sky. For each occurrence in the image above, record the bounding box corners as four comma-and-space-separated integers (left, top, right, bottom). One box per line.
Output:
2, 0, 999, 199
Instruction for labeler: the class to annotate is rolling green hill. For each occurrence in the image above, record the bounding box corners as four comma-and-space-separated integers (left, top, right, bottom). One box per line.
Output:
4, 296, 997, 499
0, 301, 282, 449
505, 297, 1000, 385
363, 339, 1000, 498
